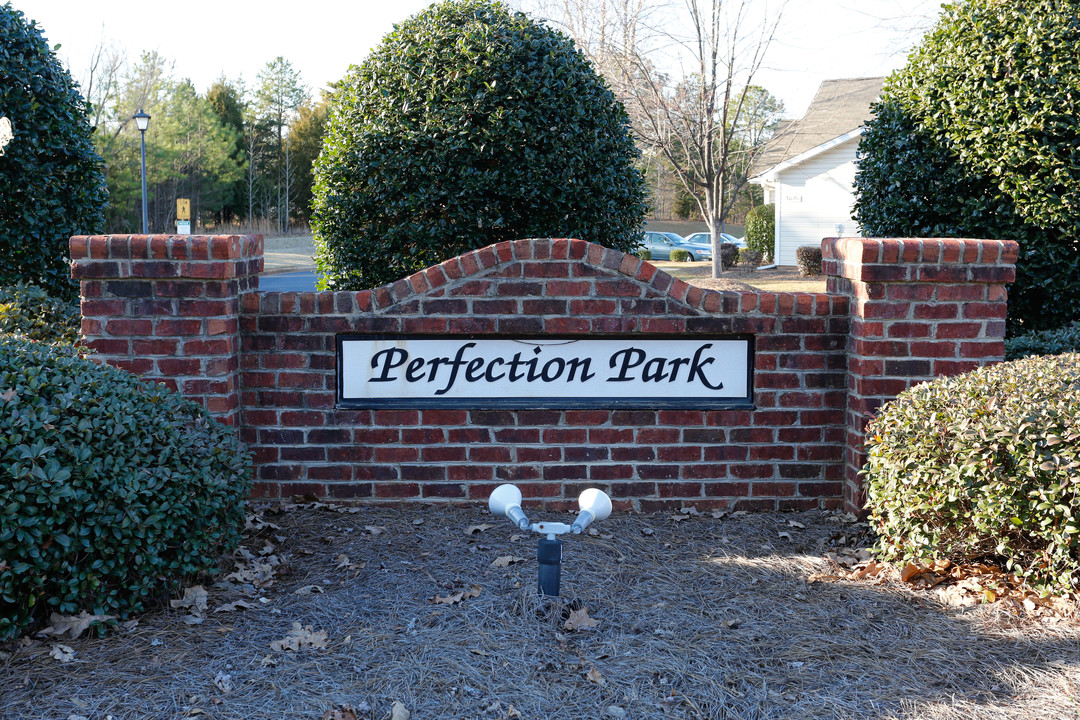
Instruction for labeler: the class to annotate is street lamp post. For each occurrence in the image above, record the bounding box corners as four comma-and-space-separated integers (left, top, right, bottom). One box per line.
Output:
133, 109, 151, 234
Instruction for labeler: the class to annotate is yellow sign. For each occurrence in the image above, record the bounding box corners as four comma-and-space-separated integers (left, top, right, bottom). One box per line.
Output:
176, 198, 190, 221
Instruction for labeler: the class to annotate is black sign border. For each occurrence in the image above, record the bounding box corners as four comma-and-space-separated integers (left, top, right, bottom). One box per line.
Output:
336, 333, 755, 410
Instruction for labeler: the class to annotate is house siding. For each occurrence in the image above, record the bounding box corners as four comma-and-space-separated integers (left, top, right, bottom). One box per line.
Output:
773, 138, 862, 266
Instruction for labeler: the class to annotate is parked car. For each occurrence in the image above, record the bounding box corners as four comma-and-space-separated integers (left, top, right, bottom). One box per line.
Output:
637, 231, 713, 261
684, 231, 748, 249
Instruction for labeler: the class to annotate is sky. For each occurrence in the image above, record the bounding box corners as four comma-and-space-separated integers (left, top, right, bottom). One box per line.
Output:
9, 0, 941, 119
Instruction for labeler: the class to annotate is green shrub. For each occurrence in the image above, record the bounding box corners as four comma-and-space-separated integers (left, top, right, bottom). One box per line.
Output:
0, 282, 81, 344
864, 354, 1080, 595
635, 248, 652, 262
0, 336, 251, 640
795, 245, 822, 276
1005, 321, 1080, 361
744, 204, 774, 263
853, 0, 1080, 333
311, 0, 647, 289
670, 249, 692, 262
718, 242, 739, 270
0, 5, 107, 301
737, 248, 763, 271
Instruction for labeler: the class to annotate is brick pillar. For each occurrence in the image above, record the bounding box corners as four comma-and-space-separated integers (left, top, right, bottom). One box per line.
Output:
822, 237, 1018, 512
69, 234, 263, 426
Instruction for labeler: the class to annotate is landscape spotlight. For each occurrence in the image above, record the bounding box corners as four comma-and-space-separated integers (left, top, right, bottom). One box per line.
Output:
488, 484, 613, 596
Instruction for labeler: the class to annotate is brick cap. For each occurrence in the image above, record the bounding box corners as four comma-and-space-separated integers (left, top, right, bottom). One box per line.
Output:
359, 238, 821, 317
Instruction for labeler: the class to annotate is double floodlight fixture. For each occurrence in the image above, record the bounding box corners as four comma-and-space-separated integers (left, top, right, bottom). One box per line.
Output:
488, 483, 612, 596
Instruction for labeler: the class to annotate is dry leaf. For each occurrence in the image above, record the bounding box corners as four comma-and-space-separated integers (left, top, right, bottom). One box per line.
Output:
364, 525, 386, 536
806, 572, 840, 584
465, 523, 495, 536
670, 514, 689, 523
213, 671, 233, 693
40, 611, 115, 639
586, 666, 606, 685
563, 607, 600, 631
390, 701, 411, 720
294, 584, 326, 596
335, 553, 366, 571
491, 555, 526, 568
50, 644, 76, 662
470, 648, 490, 657
319, 706, 358, 720
787, 520, 806, 529
270, 623, 328, 652
710, 510, 728, 519
1, 389, 15, 402
855, 561, 885, 580
171, 585, 208, 615
506, 705, 523, 719
777, 531, 793, 541
680, 507, 701, 516
900, 563, 924, 583
722, 618, 741, 629
641, 527, 654, 536
214, 600, 255, 613
432, 585, 482, 605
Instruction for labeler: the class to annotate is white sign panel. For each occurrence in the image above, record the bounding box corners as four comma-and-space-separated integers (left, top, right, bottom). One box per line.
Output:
337, 336, 752, 409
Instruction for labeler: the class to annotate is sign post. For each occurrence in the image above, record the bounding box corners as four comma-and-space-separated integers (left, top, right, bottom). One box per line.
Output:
176, 198, 191, 235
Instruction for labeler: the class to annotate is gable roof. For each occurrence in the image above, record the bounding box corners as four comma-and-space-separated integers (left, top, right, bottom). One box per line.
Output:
750, 76, 884, 180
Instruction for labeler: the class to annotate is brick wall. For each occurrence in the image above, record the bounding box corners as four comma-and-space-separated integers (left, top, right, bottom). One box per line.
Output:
70, 235, 1017, 512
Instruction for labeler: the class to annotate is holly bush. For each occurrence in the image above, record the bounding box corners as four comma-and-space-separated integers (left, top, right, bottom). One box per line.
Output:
0, 337, 251, 640
0, 4, 107, 300
311, 0, 647, 289
853, 0, 1080, 333
744, 204, 774, 263
0, 282, 81, 345
1005, 321, 1080, 360
864, 354, 1080, 596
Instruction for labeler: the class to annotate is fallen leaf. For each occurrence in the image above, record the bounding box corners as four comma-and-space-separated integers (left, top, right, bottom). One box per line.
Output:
722, 618, 741, 629
364, 525, 386, 536
470, 648, 490, 656
641, 527, 654, 536
270, 623, 329, 652
806, 573, 840, 583
564, 607, 600, 631
710, 510, 728, 519
491, 555, 526, 568
50, 644, 76, 663
431, 585, 482, 605
213, 671, 233, 693
1, 389, 15, 402
40, 611, 115, 639
335, 554, 366, 571
293, 585, 326, 596
777, 531, 793, 541
670, 514, 689, 523
506, 705, 523, 719
787, 520, 806, 529
680, 507, 701, 516
259, 655, 278, 667
465, 523, 495, 536
586, 666, 606, 685
319, 706, 359, 720
214, 600, 255, 613
171, 585, 208, 615
390, 701, 410, 720
855, 561, 885, 580
900, 563, 924, 583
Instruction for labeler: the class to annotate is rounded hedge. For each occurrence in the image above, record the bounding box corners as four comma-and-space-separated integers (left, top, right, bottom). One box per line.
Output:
0, 5, 107, 300
0, 337, 251, 640
311, 0, 647, 289
744, 204, 774, 263
853, 0, 1080, 333
670, 249, 692, 263
864, 353, 1080, 595
0, 282, 81, 345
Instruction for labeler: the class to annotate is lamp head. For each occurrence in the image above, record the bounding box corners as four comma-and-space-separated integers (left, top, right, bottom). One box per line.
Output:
571, 488, 612, 533
489, 483, 530, 529
133, 108, 151, 132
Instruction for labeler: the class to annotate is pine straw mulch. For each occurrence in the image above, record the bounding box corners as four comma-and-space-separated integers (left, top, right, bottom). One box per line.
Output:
3, 503, 1080, 720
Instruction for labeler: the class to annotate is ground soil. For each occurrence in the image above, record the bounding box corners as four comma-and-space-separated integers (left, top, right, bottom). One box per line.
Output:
3, 504, 1078, 720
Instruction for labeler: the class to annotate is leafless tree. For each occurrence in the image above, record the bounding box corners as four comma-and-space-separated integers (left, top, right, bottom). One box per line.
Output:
623, 0, 785, 276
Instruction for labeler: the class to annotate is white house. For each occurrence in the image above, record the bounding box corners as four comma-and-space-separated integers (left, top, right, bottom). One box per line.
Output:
749, 77, 884, 266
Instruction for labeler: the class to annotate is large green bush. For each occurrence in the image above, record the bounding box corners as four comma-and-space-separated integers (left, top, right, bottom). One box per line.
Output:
853, 0, 1080, 333
0, 337, 251, 640
311, 0, 647, 289
1005, 321, 1080, 360
0, 4, 107, 300
0, 282, 81, 344
864, 354, 1080, 595
744, 203, 774, 263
